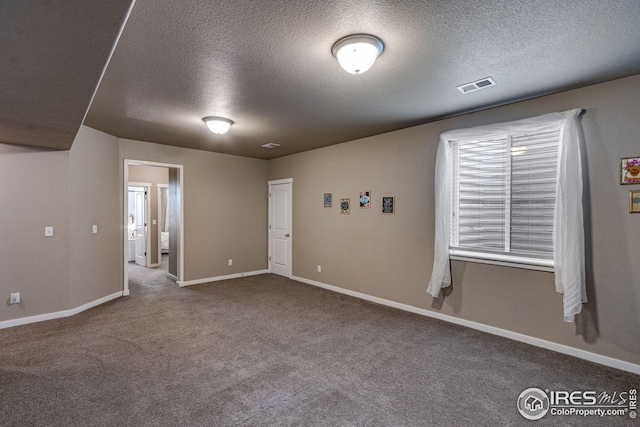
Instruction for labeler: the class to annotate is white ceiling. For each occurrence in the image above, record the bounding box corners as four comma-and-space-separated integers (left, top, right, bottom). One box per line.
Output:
4, 1, 640, 158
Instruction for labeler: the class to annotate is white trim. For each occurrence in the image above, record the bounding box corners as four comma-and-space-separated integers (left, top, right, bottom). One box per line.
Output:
0, 291, 122, 330
124, 164, 130, 292
148, 263, 160, 268
267, 178, 293, 185
178, 270, 269, 287
449, 255, 554, 273
157, 184, 169, 188
291, 275, 640, 376
127, 181, 152, 188
449, 250, 554, 271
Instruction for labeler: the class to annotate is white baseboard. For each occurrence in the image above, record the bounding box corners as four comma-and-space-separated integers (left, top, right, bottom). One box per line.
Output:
178, 270, 269, 287
291, 275, 640, 376
148, 263, 160, 268
0, 291, 123, 330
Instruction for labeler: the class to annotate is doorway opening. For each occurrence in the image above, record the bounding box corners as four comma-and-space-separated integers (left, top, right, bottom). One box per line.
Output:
123, 160, 184, 295
127, 185, 150, 267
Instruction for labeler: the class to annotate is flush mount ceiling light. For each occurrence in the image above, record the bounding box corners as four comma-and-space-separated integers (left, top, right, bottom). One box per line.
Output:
202, 116, 233, 134
261, 143, 280, 149
332, 34, 384, 75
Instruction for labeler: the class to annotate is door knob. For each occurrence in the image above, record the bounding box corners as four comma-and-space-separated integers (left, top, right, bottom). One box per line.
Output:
285, 233, 290, 237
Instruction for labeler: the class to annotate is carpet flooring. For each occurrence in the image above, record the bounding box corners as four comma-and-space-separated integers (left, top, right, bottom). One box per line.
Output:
0, 258, 637, 426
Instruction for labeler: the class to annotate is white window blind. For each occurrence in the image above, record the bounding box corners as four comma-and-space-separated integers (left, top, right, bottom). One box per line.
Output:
449, 130, 559, 265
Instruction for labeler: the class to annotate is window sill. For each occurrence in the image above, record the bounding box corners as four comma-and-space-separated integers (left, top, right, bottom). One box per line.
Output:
449, 250, 554, 272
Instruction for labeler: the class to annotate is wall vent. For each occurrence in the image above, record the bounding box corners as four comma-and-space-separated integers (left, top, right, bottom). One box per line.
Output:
457, 77, 496, 94
261, 143, 280, 149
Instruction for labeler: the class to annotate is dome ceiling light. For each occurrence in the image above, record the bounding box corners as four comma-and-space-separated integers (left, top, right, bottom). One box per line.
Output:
203, 116, 233, 134
331, 34, 384, 75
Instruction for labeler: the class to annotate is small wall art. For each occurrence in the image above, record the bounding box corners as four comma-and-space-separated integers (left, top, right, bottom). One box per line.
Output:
382, 196, 395, 214
621, 156, 640, 184
359, 191, 371, 208
340, 198, 350, 214
324, 193, 332, 208
631, 190, 640, 213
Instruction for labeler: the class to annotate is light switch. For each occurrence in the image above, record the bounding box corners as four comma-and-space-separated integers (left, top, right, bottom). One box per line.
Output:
92, 225, 98, 234
152, 219, 157, 225
45, 227, 54, 237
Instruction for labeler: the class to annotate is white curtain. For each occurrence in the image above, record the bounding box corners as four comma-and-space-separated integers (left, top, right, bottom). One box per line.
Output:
427, 109, 586, 322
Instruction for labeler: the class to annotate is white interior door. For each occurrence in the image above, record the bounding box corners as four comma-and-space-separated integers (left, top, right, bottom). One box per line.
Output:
133, 188, 148, 267
269, 180, 292, 277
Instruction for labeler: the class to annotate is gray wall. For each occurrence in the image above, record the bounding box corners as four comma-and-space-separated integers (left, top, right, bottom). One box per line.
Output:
0, 126, 121, 321
119, 138, 269, 282
269, 74, 640, 365
0, 144, 70, 321
1, 126, 269, 323
69, 127, 121, 307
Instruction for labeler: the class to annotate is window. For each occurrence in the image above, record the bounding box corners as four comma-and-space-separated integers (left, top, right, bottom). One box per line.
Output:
449, 129, 560, 268
427, 109, 587, 322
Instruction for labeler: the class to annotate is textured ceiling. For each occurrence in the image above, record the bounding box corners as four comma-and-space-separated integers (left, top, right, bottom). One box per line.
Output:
5, 1, 640, 158
0, 1, 134, 150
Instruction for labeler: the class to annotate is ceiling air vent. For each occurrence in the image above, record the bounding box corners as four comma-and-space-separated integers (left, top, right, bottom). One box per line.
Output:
456, 77, 496, 94
261, 143, 280, 149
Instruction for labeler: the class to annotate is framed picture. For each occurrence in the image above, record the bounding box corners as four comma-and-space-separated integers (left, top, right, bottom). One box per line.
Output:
631, 191, 640, 213
359, 191, 371, 208
382, 196, 395, 214
621, 157, 640, 184
324, 193, 332, 208
340, 198, 350, 214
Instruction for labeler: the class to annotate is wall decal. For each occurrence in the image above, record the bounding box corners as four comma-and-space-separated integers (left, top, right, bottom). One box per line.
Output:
340, 198, 350, 214
630, 190, 640, 213
621, 156, 640, 184
382, 196, 395, 214
359, 191, 371, 208
324, 193, 332, 208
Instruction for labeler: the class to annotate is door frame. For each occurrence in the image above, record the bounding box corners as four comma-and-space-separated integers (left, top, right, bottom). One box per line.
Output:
128, 182, 151, 268
123, 160, 184, 295
267, 178, 293, 278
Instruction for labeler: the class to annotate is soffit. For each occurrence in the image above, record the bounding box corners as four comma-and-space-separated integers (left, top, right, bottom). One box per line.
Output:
0, 1, 134, 150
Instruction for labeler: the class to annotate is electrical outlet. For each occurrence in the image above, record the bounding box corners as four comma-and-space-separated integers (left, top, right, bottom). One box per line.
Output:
228, 259, 233, 266
44, 226, 54, 237
317, 265, 322, 273
10, 293, 20, 304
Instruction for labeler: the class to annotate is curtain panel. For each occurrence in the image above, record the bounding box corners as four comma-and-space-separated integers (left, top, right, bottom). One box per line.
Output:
427, 109, 586, 322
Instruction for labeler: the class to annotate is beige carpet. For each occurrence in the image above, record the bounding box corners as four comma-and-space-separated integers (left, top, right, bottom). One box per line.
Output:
0, 259, 637, 426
